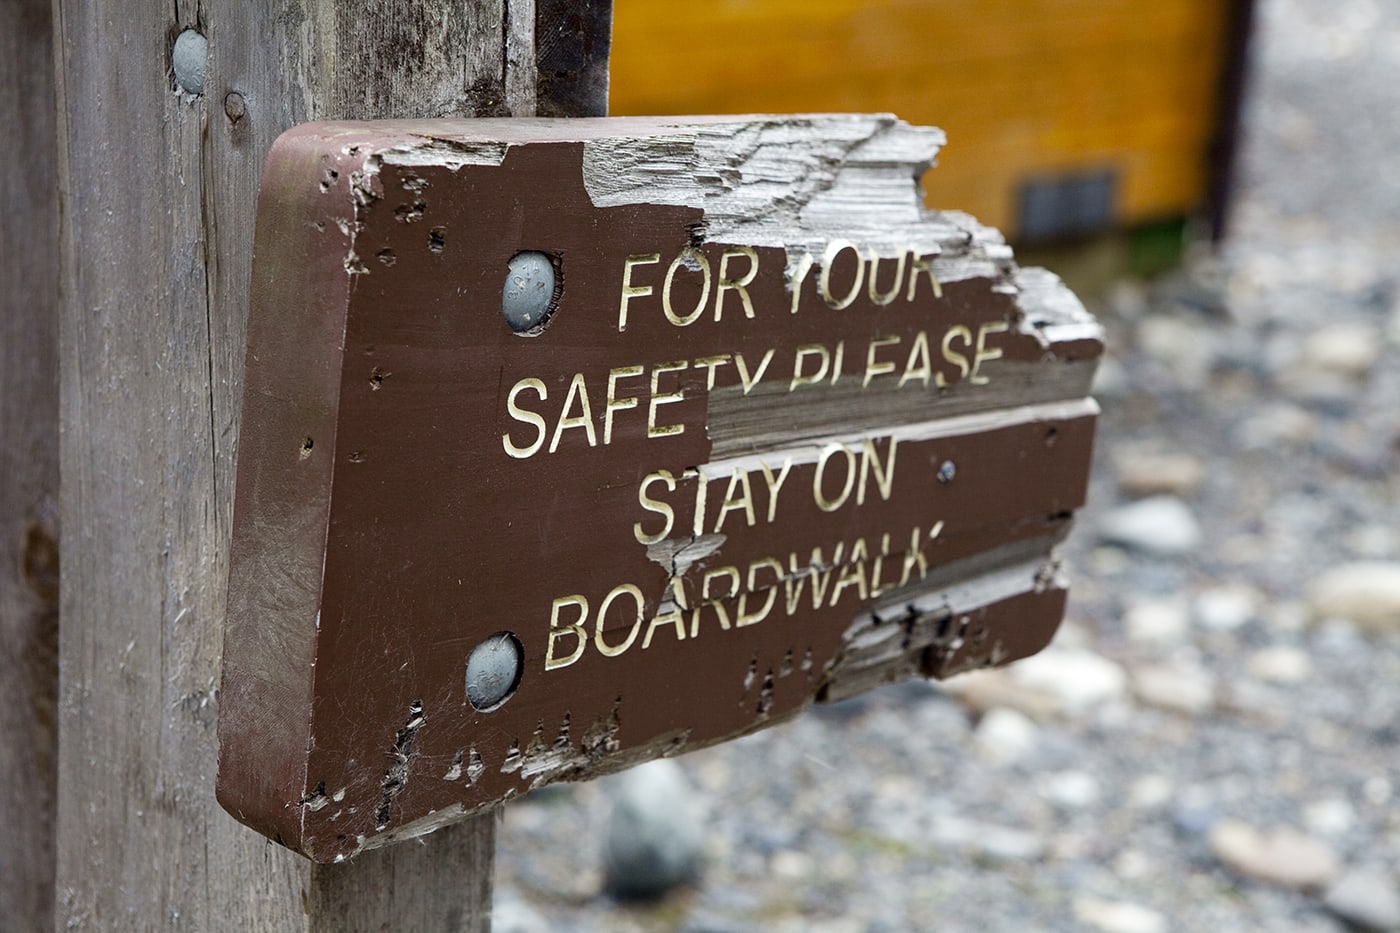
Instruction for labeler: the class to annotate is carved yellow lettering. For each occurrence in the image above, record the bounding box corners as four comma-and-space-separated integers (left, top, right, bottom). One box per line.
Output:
647, 360, 688, 438
788, 252, 815, 314
692, 567, 739, 638
549, 372, 598, 454
868, 253, 906, 306
617, 253, 660, 331
604, 365, 643, 445
714, 467, 756, 533
502, 377, 548, 459
856, 437, 898, 505
693, 354, 730, 391
941, 326, 973, 381
714, 246, 759, 321
790, 344, 830, 391
734, 348, 775, 395
661, 248, 711, 326
634, 470, 677, 545
642, 597, 687, 650
900, 331, 932, 387
863, 334, 900, 387
830, 538, 869, 605
594, 584, 644, 658
906, 251, 942, 302
869, 532, 894, 598
819, 240, 864, 310
736, 558, 782, 627
757, 458, 792, 523
545, 595, 588, 671
813, 442, 856, 512
971, 321, 1009, 385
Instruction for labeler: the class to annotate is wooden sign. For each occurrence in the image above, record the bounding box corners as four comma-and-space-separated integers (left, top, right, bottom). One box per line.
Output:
217, 116, 1103, 862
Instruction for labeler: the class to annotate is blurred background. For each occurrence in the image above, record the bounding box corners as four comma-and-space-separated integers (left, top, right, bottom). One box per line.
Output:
494, 1, 1400, 929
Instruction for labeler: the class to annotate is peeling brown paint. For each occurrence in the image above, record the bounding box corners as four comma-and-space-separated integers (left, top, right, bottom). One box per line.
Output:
217, 117, 1101, 862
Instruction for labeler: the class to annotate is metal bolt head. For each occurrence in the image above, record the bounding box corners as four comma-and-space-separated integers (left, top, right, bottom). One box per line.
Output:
465, 632, 523, 711
501, 251, 558, 335
937, 460, 957, 483
173, 29, 208, 96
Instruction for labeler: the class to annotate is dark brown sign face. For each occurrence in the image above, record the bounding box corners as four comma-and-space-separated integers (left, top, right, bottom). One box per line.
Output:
217, 117, 1102, 862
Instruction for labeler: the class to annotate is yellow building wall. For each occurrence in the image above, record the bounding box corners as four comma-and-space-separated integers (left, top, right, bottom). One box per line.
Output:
610, 0, 1229, 240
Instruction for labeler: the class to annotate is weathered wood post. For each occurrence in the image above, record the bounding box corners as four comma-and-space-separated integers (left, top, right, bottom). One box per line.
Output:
1, 0, 61, 927
49, 1, 610, 928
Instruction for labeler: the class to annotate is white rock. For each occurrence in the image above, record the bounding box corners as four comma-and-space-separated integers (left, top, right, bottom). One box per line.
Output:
939, 669, 1060, 723
1307, 562, 1400, 632
1092, 355, 1130, 398
1127, 774, 1175, 810
1073, 897, 1168, 933
1008, 648, 1130, 716
1209, 820, 1341, 891
1325, 867, 1400, 932
1300, 321, 1381, 378
1043, 771, 1101, 809
1124, 598, 1192, 646
974, 707, 1040, 765
1350, 525, 1399, 560
1195, 584, 1260, 631
1132, 664, 1216, 715
769, 849, 814, 880
491, 896, 551, 933
1137, 316, 1214, 386
1114, 448, 1207, 498
931, 817, 1045, 863
602, 759, 705, 899
1098, 496, 1203, 557
1303, 798, 1357, 837
1364, 778, 1393, 806
1247, 646, 1313, 684
1236, 403, 1317, 449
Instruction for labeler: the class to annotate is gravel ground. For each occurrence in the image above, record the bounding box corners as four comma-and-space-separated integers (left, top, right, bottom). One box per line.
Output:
492, 2, 1400, 929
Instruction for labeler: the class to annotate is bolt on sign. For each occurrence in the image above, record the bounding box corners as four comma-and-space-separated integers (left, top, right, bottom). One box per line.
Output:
217, 116, 1103, 862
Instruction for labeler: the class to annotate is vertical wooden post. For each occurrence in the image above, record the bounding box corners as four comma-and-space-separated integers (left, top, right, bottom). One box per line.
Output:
52, 1, 610, 928
0, 0, 60, 928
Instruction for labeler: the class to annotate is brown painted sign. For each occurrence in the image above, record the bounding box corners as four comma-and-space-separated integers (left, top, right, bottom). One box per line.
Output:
217, 116, 1102, 862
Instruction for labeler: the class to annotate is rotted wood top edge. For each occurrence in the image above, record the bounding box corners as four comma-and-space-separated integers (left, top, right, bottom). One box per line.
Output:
221, 115, 1103, 861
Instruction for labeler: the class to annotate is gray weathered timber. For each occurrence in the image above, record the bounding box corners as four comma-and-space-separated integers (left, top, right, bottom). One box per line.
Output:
52, 0, 601, 927
0, 0, 60, 927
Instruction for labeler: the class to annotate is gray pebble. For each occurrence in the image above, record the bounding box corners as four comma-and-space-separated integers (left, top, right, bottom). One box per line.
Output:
602, 759, 704, 900
1325, 867, 1400, 932
1098, 496, 1203, 557
491, 896, 551, 933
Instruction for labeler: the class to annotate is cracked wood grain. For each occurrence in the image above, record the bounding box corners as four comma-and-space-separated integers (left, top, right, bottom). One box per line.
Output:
52, 0, 607, 928
218, 117, 1100, 861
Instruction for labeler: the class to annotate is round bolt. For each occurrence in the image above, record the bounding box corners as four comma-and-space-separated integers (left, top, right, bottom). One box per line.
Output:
223, 91, 246, 122
172, 29, 208, 96
465, 632, 523, 711
937, 460, 957, 483
501, 251, 559, 335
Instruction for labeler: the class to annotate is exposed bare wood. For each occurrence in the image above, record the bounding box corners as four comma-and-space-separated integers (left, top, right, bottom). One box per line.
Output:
0, 0, 60, 926
216, 115, 1100, 859
53, 0, 608, 927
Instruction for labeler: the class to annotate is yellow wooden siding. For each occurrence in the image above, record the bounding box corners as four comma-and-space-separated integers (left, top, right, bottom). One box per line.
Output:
610, 0, 1229, 238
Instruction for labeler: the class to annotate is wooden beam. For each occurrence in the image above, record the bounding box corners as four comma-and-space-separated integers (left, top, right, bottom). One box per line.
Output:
0, 0, 60, 927
52, 0, 609, 927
